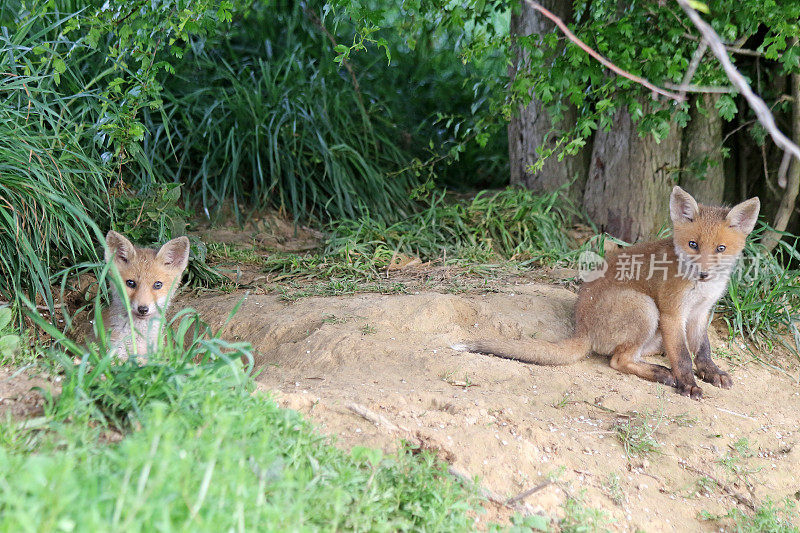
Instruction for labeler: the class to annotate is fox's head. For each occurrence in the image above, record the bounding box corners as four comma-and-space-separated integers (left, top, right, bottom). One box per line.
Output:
670, 186, 760, 282
105, 231, 190, 319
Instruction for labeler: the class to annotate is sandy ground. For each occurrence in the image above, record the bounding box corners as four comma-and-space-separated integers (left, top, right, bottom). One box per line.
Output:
0, 366, 54, 420
177, 280, 800, 531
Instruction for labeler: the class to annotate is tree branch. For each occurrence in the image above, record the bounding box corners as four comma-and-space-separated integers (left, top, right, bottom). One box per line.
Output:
682, 33, 767, 58
676, 0, 800, 166
524, 0, 686, 102
762, 40, 800, 253
677, 40, 707, 99
662, 82, 736, 94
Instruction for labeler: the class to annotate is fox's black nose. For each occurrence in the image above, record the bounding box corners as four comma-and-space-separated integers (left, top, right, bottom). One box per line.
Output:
137, 305, 149, 315
698, 271, 709, 280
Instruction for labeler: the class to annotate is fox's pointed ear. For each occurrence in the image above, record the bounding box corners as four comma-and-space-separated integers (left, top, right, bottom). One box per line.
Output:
727, 197, 760, 234
670, 186, 699, 225
156, 236, 190, 271
105, 231, 136, 264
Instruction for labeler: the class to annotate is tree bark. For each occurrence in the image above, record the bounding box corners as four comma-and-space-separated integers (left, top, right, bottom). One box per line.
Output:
583, 100, 683, 242
507, 0, 590, 204
680, 94, 726, 205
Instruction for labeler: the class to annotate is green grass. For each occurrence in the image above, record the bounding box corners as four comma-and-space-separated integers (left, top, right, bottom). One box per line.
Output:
327, 187, 583, 267
560, 492, 615, 533
278, 280, 408, 302
720, 225, 800, 359
260, 187, 586, 287
701, 498, 799, 532
602, 473, 625, 506
148, 2, 419, 223
0, 21, 110, 319
3, 297, 482, 531
0, 374, 479, 531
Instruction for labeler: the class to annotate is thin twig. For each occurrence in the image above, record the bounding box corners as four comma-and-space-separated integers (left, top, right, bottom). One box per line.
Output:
676, 0, 800, 164
524, 0, 685, 102
679, 461, 756, 511
303, 7, 369, 122
506, 481, 552, 505
714, 406, 757, 421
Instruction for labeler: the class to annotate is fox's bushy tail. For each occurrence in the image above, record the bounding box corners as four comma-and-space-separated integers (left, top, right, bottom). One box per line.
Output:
451, 336, 591, 366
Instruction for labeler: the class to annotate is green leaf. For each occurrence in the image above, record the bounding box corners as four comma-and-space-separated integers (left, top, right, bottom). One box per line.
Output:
715, 94, 737, 121
0, 335, 20, 357
163, 185, 182, 204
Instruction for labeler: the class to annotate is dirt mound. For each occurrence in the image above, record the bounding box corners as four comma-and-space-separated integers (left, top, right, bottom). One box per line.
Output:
180, 282, 800, 530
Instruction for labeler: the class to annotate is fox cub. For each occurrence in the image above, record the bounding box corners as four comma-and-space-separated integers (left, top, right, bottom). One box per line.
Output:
457, 186, 760, 400
101, 231, 190, 358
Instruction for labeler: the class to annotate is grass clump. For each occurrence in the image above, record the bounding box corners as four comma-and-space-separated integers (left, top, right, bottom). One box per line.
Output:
720, 226, 800, 358
560, 492, 615, 533
151, 2, 418, 223
613, 409, 663, 460
262, 187, 585, 284
327, 187, 581, 267
701, 498, 799, 533
0, 23, 111, 318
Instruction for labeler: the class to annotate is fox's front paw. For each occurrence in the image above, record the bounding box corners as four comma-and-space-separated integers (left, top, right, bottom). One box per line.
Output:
677, 380, 703, 400
696, 366, 733, 389
652, 367, 677, 388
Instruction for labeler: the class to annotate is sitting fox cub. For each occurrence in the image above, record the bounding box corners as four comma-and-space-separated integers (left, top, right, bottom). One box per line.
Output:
458, 186, 760, 400
101, 231, 190, 358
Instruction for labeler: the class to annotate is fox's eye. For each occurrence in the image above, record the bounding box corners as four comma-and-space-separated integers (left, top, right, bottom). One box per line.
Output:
688, 241, 698, 250
153, 281, 163, 290
125, 280, 137, 288
716, 244, 726, 253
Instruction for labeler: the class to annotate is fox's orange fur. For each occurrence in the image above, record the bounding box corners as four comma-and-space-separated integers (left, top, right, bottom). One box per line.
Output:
102, 231, 190, 358
457, 187, 760, 400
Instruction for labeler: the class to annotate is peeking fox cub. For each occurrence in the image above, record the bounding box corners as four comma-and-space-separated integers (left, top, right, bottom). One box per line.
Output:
456, 187, 760, 400
101, 231, 190, 358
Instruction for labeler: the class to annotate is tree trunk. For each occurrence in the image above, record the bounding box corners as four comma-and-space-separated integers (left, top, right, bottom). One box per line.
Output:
680, 94, 726, 205
507, 0, 590, 205
583, 100, 683, 242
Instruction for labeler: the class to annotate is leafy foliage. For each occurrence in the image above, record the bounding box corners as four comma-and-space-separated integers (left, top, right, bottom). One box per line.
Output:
336, 1, 800, 167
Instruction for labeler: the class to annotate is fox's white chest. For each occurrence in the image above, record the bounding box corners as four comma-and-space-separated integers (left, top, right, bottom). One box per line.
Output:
681, 277, 729, 327
103, 304, 165, 358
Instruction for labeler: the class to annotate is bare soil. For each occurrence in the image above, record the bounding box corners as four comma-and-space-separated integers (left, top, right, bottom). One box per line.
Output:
0, 366, 56, 420
178, 276, 800, 531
